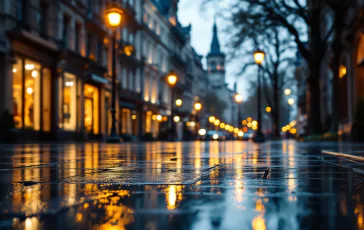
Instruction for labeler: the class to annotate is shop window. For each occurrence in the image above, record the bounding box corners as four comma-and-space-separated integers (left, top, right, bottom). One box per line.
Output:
12, 58, 50, 131
121, 108, 131, 134
12, 58, 23, 128
145, 111, 152, 133
84, 84, 99, 134
24, 59, 41, 130
60, 72, 77, 131
42, 68, 51, 131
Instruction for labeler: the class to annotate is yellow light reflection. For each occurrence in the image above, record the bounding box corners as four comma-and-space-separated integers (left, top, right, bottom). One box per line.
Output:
252, 215, 266, 230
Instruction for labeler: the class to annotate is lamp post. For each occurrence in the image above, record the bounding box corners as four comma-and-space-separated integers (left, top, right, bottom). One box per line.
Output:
194, 101, 202, 136
235, 93, 242, 130
167, 71, 178, 141
253, 49, 265, 143
105, 3, 123, 143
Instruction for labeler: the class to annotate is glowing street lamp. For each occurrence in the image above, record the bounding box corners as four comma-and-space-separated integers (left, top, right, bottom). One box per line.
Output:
209, 116, 216, 123
284, 88, 291, 96
288, 98, 295, 106
194, 102, 202, 111
266, 106, 271, 113
105, 2, 123, 143
167, 71, 178, 141
175, 99, 183, 107
254, 49, 265, 65
173, 116, 180, 122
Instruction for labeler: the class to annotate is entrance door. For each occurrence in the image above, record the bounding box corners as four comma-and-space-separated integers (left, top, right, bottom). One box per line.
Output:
84, 97, 93, 134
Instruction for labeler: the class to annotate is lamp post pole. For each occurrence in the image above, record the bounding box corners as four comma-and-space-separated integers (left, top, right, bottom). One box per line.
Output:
253, 49, 265, 143
170, 88, 174, 141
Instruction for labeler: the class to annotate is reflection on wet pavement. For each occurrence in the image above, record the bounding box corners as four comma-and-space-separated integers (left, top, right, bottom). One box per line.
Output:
0, 141, 363, 229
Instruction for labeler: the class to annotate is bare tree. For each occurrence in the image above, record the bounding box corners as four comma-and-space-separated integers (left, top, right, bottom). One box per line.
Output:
203, 0, 334, 135
234, 27, 295, 138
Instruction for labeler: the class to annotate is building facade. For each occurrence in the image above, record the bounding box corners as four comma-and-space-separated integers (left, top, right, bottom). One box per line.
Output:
0, 0, 209, 141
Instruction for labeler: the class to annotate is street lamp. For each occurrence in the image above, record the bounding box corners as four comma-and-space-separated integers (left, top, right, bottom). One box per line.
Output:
105, 3, 123, 143
194, 101, 202, 136
253, 49, 265, 143
175, 99, 183, 107
284, 88, 291, 96
167, 71, 178, 141
235, 93, 242, 130
288, 98, 295, 105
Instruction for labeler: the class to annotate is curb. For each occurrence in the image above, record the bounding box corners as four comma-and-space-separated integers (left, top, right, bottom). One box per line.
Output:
322, 150, 364, 162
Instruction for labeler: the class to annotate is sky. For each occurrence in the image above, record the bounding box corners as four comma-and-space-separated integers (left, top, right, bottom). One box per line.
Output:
177, 0, 249, 98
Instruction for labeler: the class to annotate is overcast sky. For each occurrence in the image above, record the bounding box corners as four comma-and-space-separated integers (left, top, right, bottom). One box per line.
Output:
177, 0, 250, 98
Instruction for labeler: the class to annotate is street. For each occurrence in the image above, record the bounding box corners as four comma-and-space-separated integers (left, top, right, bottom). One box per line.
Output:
0, 141, 363, 230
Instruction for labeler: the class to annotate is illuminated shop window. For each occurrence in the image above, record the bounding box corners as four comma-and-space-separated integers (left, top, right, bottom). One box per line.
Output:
60, 72, 77, 131
84, 84, 99, 134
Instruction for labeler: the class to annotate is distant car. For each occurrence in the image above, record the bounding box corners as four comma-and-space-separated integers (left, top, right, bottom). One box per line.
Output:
204, 130, 227, 141
242, 131, 254, 141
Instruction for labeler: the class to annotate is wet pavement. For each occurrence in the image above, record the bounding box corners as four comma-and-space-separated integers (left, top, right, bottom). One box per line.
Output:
0, 141, 363, 230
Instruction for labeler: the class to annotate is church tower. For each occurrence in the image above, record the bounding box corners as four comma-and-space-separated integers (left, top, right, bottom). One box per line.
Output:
207, 21, 225, 87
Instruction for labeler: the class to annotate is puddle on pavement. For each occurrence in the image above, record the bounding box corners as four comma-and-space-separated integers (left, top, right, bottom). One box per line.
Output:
0, 141, 363, 229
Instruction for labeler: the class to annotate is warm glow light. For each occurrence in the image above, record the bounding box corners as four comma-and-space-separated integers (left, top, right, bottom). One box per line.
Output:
152, 115, 157, 120
132, 115, 137, 120
105, 3, 123, 29
209, 116, 215, 123
243, 127, 248, 132
339, 65, 347, 79
284, 88, 291, 96
290, 128, 297, 135
186, 122, 191, 127
238, 131, 244, 137
247, 122, 252, 128
124, 45, 134, 56
225, 125, 230, 130
12, 68, 17, 73
190, 121, 196, 127
282, 127, 287, 132
229, 127, 234, 132
288, 98, 295, 105
235, 94, 243, 103
175, 99, 183, 107
198, 129, 207, 136
254, 49, 265, 65
167, 72, 178, 86
174, 116, 180, 122
26, 87, 33, 94
167, 185, 177, 210
214, 119, 220, 126
25, 64, 34, 70
157, 115, 162, 121
31, 70, 38, 78
194, 102, 202, 111
286, 125, 291, 130
163, 116, 168, 122
220, 123, 225, 129
213, 134, 219, 140
247, 117, 252, 122
242, 120, 247, 126
252, 120, 258, 126
266, 106, 271, 113
234, 128, 239, 133
290, 121, 296, 127
252, 126, 258, 131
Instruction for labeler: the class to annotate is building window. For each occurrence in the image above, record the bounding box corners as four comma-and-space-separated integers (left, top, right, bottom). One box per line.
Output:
59, 72, 77, 131
38, 3, 48, 37
75, 22, 81, 53
86, 33, 92, 57
12, 57, 51, 131
62, 15, 70, 48
97, 39, 103, 63
84, 84, 99, 134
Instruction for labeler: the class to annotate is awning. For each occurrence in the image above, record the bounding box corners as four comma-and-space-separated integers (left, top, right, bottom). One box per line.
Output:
90, 74, 109, 84
119, 101, 137, 109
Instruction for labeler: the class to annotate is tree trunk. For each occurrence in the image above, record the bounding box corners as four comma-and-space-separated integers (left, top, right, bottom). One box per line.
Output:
307, 64, 322, 135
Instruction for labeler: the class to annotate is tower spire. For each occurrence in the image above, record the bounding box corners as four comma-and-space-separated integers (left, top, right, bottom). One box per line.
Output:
209, 18, 223, 56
